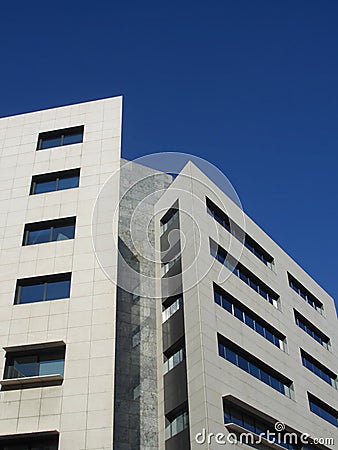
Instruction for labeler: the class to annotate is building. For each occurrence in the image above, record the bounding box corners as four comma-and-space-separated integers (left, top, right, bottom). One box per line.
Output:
0, 97, 337, 450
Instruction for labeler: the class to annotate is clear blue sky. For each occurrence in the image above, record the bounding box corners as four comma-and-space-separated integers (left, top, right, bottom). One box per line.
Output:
1, 1, 337, 312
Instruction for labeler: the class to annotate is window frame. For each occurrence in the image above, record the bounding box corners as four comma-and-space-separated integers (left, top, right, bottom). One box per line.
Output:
288, 273, 324, 314
294, 311, 331, 350
165, 408, 189, 440
210, 239, 280, 308
37, 125, 84, 150
218, 334, 294, 398
0, 432, 59, 450
308, 394, 338, 428
14, 273, 72, 305
22, 217, 76, 246
206, 197, 275, 269
1, 342, 65, 391
301, 350, 337, 389
214, 284, 286, 351
30, 168, 80, 195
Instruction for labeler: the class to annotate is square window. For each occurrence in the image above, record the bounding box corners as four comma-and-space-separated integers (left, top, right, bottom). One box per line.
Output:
249, 362, 260, 379
58, 174, 80, 190
218, 343, 226, 358
265, 330, 275, 344
9, 355, 39, 378
238, 355, 249, 372
222, 297, 232, 312
249, 279, 259, 292
34, 179, 57, 194
225, 348, 237, 365
46, 279, 71, 301
245, 314, 255, 329
19, 283, 45, 304
26, 228, 51, 245
234, 306, 244, 322
239, 271, 249, 284
214, 292, 222, 306
255, 322, 265, 337
260, 370, 270, 385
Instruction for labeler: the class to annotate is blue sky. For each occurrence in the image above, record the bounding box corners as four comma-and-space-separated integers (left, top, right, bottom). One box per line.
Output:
1, 1, 337, 312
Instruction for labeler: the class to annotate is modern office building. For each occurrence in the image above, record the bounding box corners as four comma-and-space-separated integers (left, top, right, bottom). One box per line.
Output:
0, 97, 337, 450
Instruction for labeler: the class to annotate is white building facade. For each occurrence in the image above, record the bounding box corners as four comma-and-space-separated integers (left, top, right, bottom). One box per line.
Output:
0, 97, 122, 449
0, 98, 337, 450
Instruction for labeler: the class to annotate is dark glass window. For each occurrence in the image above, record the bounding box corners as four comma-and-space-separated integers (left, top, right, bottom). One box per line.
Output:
223, 400, 297, 449
214, 285, 285, 351
309, 395, 338, 427
161, 206, 179, 234
165, 408, 189, 440
245, 315, 255, 329
225, 347, 237, 365
210, 239, 279, 308
30, 168, 80, 195
222, 296, 232, 312
1, 344, 65, 391
288, 274, 324, 314
294, 311, 331, 350
23, 217, 76, 246
239, 271, 249, 284
301, 350, 337, 388
249, 362, 260, 379
265, 329, 274, 344
15, 273, 71, 305
234, 306, 244, 321
4, 347, 65, 380
37, 126, 84, 150
0, 432, 59, 450
255, 322, 265, 337
218, 335, 293, 398
206, 197, 274, 268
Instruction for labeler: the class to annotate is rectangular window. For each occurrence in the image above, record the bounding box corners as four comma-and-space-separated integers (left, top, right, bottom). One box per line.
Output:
294, 311, 331, 350
288, 274, 324, 314
218, 334, 294, 398
162, 258, 179, 276
214, 284, 286, 351
223, 399, 296, 450
1, 342, 65, 391
301, 350, 337, 388
37, 125, 84, 150
30, 168, 80, 195
162, 296, 183, 323
15, 273, 71, 305
161, 207, 179, 234
210, 239, 279, 308
163, 347, 185, 375
206, 197, 274, 268
0, 432, 59, 450
165, 408, 189, 440
308, 394, 338, 427
23, 217, 76, 246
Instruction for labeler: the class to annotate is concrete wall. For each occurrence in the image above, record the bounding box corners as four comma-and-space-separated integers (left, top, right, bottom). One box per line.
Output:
113, 159, 172, 450
155, 162, 338, 449
0, 97, 122, 449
